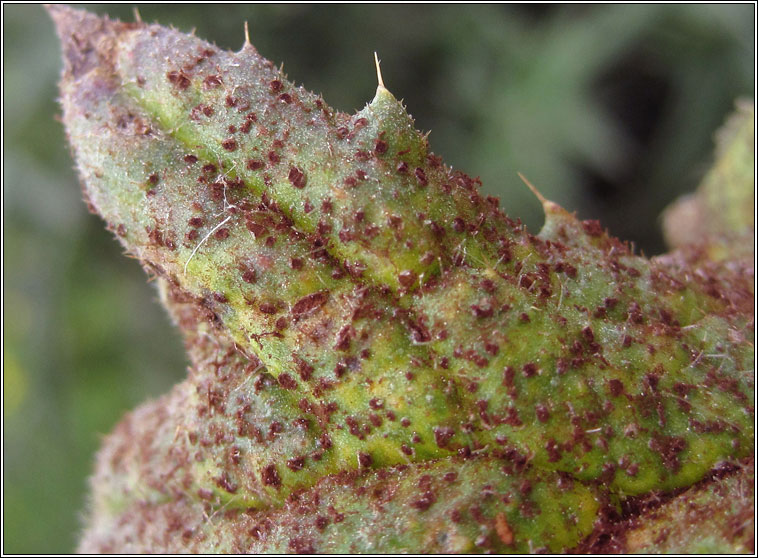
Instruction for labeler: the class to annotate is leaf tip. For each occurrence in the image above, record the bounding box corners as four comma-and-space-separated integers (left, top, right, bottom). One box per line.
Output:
48, 5, 134, 82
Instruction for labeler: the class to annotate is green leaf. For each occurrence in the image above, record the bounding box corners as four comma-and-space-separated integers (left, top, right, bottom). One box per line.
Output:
51, 6, 753, 553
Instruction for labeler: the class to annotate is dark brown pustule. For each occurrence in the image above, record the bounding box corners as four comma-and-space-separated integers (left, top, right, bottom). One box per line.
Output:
398, 270, 417, 288
358, 452, 372, 468
277, 373, 297, 390
261, 464, 282, 487
203, 74, 222, 89
414, 167, 427, 186
288, 166, 307, 188
291, 291, 328, 317
286, 456, 305, 471
433, 426, 455, 448
582, 220, 603, 236
166, 70, 190, 90
334, 325, 355, 350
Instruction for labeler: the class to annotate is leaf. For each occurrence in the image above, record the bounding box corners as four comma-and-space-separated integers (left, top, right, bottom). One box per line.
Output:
663, 99, 755, 258
50, 6, 753, 553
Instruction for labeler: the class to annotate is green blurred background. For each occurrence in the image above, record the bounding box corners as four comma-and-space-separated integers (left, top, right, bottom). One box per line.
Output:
2, 4, 753, 553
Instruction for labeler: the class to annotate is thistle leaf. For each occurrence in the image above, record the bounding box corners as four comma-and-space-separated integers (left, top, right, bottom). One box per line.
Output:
663, 99, 755, 260
50, 6, 754, 553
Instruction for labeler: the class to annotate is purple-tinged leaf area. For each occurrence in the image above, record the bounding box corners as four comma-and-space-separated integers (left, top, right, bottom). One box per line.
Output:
577, 459, 754, 554
622, 460, 754, 553
51, 6, 754, 553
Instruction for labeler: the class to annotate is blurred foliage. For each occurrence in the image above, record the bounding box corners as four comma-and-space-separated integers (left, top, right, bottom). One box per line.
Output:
2, 3, 753, 553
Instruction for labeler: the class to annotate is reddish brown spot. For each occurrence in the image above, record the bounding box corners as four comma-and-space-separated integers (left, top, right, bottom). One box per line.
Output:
268, 151, 281, 164
334, 325, 355, 350
293, 356, 314, 381
246, 159, 264, 171
278, 373, 297, 390
502, 366, 515, 387
627, 302, 644, 324
289, 538, 315, 554
214, 228, 230, 240
269, 79, 283, 93
221, 138, 238, 151
443, 472, 457, 482
608, 379, 624, 397
333, 362, 347, 378
522, 363, 538, 377
433, 426, 455, 448
354, 170, 368, 182
582, 220, 603, 236
292, 291, 328, 317
358, 452, 372, 468
216, 472, 238, 493
242, 268, 257, 283
471, 303, 494, 319
582, 326, 595, 343
535, 403, 550, 422
188, 216, 204, 228
288, 167, 307, 189
398, 270, 418, 288
166, 70, 190, 89
260, 302, 278, 314
545, 439, 562, 462
183, 154, 198, 164
648, 434, 687, 471
203, 74, 222, 89
286, 456, 305, 471
261, 464, 281, 487
411, 491, 437, 511
414, 167, 428, 186
407, 318, 431, 344
374, 139, 388, 154
504, 407, 523, 427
